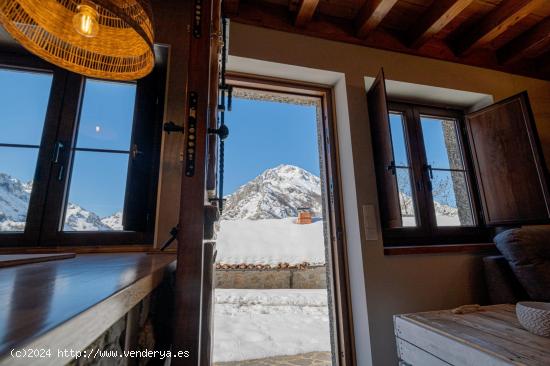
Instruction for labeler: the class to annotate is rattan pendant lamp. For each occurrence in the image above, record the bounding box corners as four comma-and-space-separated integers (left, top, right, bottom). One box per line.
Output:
0, 0, 155, 80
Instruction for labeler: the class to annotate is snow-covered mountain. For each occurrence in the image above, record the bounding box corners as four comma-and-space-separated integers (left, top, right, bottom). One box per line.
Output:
222, 165, 322, 220
0, 173, 32, 231
0, 173, 122, 231
63, 203, 112, 231
101, 211, 123, 230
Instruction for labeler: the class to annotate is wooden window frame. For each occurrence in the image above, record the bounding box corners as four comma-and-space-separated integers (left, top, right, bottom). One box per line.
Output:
0, 48, 167, 248
224, 73, 357, 366
382, 101, 491, 247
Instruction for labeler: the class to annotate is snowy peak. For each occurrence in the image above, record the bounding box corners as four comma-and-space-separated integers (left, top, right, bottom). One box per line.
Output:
64, 203, 112, 231
222, 165, 322, 220
101, 211, 123, 231
0, 173, 123, 231
0, 173, 31, 223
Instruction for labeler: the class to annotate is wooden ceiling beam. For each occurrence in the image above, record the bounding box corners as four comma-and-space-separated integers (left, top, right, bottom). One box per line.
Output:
228, 1, 550, 81
355, 0, 399, 39
406, 0, 475, 49
497, 17, 550, 65
223, 0, 240, 17
453, 0, 546, 56
294, 0, 320, 27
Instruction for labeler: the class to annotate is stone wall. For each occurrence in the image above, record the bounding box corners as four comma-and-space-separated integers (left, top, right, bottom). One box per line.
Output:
442, 120, 473, 225
215, 265, 327, 289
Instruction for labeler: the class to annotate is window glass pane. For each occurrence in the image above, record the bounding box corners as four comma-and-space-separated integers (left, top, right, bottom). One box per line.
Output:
396, 168, 417, 227
64, 151, 128, 231
431, 170, 474, 227
0, 69, 52, 145
420, 117, 465, 170
0, 147, 38, 232
0, 68, 52, 233
76, 80, 136, 151
389, 112, 410, 167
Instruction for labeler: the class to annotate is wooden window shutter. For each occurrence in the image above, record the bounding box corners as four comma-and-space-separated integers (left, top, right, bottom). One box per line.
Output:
367, 69, 402, 228
122, 55, 166, 232
465, 92, 550, 226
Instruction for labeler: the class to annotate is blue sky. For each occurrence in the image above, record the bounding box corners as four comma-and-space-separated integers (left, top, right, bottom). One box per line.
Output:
224, 97, 320, 194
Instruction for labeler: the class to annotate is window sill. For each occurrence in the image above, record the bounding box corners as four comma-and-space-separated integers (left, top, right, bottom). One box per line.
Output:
0, 253, 175, 361
384, 243, 496, 256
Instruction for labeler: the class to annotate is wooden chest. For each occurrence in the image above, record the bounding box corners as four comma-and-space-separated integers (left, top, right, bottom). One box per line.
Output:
394, 304, 550, 366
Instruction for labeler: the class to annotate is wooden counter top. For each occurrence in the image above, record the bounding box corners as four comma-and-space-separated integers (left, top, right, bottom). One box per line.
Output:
0, 253, 176, 365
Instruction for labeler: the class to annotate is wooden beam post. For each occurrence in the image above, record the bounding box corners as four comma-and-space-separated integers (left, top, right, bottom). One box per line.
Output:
294, 0, 320, 27
406, 0, 474, 49
453, 0, 546, 55
354, 0, 398, 39
497, 17, 550, 65
172, 0, 219, 364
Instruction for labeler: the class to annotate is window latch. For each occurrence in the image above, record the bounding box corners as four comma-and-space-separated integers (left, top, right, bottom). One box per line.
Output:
386, 161, 397, 175
424, 164, 434, 192
424, 164, 434, 179
52, 141, 64, 163
52, 141, 65, 181
131, 144, 143, 160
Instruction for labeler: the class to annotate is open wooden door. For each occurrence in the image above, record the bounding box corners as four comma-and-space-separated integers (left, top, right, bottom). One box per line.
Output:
367, 69, 402, 228
465, 92, 550, 226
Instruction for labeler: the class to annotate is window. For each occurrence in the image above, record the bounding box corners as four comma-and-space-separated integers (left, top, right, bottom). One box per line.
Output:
368, 70, 550, 248
381, 102, 485, 245
0, 48, 166, 247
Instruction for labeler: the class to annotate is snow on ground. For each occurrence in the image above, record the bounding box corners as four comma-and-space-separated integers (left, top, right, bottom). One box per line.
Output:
213, 289, 331, 363
216, 218, 325, 266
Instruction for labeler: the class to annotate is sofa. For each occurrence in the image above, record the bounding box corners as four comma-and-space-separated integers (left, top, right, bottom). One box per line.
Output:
484, 225, 550, 304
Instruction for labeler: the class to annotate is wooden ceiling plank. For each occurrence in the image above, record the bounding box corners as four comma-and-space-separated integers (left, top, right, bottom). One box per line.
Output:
407, 0, 475, 49
355, 0, 399, 39
454, 0, 547, 55
497, 17, 550, 64
295, 0, 320, 27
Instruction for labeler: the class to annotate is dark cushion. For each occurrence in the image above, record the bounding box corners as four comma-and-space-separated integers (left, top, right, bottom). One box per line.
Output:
494, 226, 550, 302
483, 255, 529, 304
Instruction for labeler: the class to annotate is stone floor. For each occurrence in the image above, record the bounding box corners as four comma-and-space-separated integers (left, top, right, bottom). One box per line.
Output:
215, 352, 332, 366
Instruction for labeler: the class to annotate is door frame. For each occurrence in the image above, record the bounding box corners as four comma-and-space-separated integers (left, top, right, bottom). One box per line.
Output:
225, 72, 357, 366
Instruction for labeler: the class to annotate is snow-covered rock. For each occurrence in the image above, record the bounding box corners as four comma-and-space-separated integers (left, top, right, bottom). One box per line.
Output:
222, 164, 322, 220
